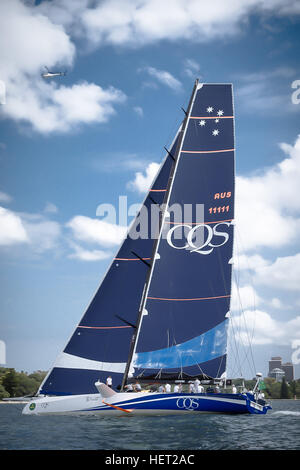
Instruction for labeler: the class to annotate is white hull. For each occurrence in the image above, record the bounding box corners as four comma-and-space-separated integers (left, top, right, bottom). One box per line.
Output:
22, 383, 271, 416
22, 392, 269, 416
22, 392, 200, 416
22, 392, 161, 416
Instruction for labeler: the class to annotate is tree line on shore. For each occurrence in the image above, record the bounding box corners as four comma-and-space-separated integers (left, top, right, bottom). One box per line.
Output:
233, 377, 300, 399
1, 367, 300, 399
0, 367, 47, 399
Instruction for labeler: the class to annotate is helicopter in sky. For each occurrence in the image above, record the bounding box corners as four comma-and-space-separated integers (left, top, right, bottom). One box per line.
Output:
41, 66, 67, 79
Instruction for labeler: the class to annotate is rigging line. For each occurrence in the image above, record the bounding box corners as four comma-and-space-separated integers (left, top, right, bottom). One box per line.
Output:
232, 268, 257, 377
177, 348, 184, 379
231, 267, 244, 371
235, 225, 258, 346
137, 370, 146, 378
229, 242, 247, 377
216, 352, 227, 380
232, 243, 256, 370
226, 283, 243, 377
230, 279, 247, 377
229, 316, 243, 376
186, 350, 208, 378
214, 248, 232, 378
226, 332, 240, 378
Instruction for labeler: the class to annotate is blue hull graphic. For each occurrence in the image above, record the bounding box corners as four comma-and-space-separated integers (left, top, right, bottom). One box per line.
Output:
23, 391, 272, 415
89, 393, 271, 415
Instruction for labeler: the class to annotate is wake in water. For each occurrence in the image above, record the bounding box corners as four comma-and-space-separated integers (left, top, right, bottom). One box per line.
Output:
272, 411, 300, 417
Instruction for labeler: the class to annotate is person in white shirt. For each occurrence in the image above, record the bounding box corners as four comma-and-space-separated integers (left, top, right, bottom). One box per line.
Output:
165, 383, 171, 393
189, 382, 195, 393
232, 384, 237, 394
158, 384, 165, 393
173, 384, 179, 393
134, 381, 142, 392
106, 376, 112, 388
194, 378, 200, 393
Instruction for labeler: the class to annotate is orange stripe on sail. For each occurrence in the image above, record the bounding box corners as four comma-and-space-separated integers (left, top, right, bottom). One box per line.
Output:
190, 116, 234, 119
165, 219, 233, 225
181, 149, 234, 154
147, 294, 231, 301
78, 325, 131, 329
150, 189, 167, 192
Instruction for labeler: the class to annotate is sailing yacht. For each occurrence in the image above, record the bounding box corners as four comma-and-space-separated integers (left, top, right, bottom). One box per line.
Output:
23, 80, 271, 416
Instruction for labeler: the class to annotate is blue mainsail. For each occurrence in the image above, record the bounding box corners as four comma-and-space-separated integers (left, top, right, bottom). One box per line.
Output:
39, 134, 180, 395
129, 83, 235, 382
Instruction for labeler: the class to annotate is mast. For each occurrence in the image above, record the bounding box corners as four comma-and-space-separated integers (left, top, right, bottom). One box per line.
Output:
121, 79, 200, 390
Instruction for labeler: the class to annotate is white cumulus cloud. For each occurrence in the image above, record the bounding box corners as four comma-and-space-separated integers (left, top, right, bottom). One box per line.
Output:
0, 191, 12, 204
231, 309, 300, 346
143, 67, 182, 92
255, 253, 300, 291
78, 0, 300, 47
230, 283, 261, 312
67, 215, 127, 247
0, 206, 28, 246
0, 0, 126, 134
0, 206, 61, 253
127, 162, 160, 193
235, 135, 300, 252
68, 242, 112, 262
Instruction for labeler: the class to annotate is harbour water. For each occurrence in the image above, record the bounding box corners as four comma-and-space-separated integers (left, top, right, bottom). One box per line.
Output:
0, 399, 299, 451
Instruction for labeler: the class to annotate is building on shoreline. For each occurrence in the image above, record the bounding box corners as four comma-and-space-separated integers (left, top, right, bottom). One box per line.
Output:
268, 357, 294, 382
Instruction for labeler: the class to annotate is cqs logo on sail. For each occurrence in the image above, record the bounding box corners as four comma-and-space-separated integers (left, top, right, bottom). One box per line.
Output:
166, 222, 231, 255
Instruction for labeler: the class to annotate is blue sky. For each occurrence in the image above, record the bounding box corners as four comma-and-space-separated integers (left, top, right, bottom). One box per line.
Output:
1, 0, 300, 380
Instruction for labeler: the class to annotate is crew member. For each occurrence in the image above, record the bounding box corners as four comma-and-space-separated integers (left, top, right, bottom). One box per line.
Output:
106, 376, 112, 388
